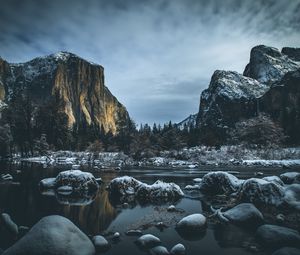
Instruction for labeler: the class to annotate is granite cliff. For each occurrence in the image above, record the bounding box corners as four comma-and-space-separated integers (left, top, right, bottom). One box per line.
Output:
0, 52, 130, 135
196, 45, 300, 145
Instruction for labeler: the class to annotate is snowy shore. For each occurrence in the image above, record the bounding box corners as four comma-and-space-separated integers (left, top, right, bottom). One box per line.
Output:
18, 145, 300, 168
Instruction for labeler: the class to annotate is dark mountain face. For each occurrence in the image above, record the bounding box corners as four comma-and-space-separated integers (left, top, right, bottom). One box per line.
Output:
196, 45, 300, 145
0, 52, 130, 135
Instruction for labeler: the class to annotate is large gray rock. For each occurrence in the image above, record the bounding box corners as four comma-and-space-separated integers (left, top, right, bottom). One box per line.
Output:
237, 178, 285, 206
243, 45, 299, 84
149, 246, 169, 255
3, 215, 95, 255
256, 224, 300, 249
219, 203, 264, 227
200, 171, 243, 195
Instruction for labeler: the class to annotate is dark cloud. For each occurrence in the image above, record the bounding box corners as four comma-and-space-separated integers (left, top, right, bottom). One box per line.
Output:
0, 0, 299, 124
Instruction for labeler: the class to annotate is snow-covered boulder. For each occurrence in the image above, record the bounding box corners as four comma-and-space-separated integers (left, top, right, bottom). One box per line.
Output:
92, 235, 110, 252
55, 170, 99, 192
135, 234, 161, 249
39, 170, 99, 195
107, 176, 142, 197
2, 215, 95, 255
284, 184, 300, 210
200, 171, 242, 195
176, 214, 207, 234
217, 203, 264, 227
263, 176, 284, 186
149, 246, 169, 255
170, 244, 185, 255
256, 224, 300, 249
237, 178, 285, 206
272, 247, 300, 255
136, 180, 184, 202
280, 172, 300, 184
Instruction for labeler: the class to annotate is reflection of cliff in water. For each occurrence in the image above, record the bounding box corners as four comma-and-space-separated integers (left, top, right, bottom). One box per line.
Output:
61, 188, 118, 235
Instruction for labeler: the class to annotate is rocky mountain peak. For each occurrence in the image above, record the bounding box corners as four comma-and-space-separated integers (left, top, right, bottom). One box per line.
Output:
0, 53, 130, 135
243, 45, 299, 84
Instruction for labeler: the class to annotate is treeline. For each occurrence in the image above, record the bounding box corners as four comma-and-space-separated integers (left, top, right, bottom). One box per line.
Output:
0, 92, 201, 158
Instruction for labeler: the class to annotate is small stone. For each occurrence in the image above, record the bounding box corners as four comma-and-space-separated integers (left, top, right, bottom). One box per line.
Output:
135, 234, 161, 248
170, 243, 186, 255
276, 214, 285, 223
92, 235, 110, 252
126, 229, 143, 236
149, 246, 169, 255
113, 232, 120, 239
167, 205, 176, 212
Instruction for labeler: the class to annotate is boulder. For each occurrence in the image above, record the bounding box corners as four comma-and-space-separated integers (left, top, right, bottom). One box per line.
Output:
218, 203, 264, 227
170, 244, 185, 255
176, 214, 207, 233
280, 172, 300, 185
135, 234, 161, 249
55, 170, 99, 193
256, 224, 300, 249
92, 235, 110, 252
200, 171, 242, 195
136, 180, 184, 202
107, 176, 142, 197
272, 247, 300, 255
263, 176, 284, 186
149, 246, 169, 255
2, 215, 95, 255
237, 178, 284, 206
284, 184, 300, 210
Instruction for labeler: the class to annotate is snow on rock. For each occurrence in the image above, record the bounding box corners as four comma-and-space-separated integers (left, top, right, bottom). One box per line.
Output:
135, 234, 161, 249
243, 45, 300, 84
107, 176, 142, 197
200, 171, 242, 195
272, 247, 300, 255
56, 185, 73, 195
256, 224, 300, 249
149, 246, 169, 255
237, 178, 285, 206
262, 176, 284, 186
2, 215, 95, 255
242, 160, 300, 167
280, 172, 300, 184
284, 184, 300, 210
136, 180, 184, 202
92, 235, 110, 252
184, 184, 200, 190
170, 243, 186, 255
219, 203, 264, 227
193, 178, 202, 183
176, 214, 207, 234
54, 170, 99, 193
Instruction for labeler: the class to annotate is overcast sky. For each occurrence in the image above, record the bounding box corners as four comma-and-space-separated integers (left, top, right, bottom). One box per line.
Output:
0, 0, 299, 125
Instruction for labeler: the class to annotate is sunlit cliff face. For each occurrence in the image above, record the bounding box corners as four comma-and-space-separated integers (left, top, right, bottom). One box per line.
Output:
0, 52, 130, 135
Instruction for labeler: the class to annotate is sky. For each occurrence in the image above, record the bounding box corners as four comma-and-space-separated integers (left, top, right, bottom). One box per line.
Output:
0, 0, 299, 125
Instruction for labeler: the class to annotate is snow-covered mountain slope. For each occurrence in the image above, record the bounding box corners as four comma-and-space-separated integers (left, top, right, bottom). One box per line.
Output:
176, 114, 197, 130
